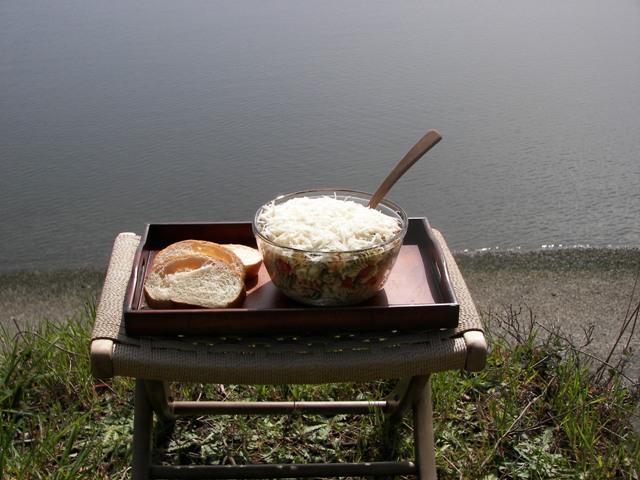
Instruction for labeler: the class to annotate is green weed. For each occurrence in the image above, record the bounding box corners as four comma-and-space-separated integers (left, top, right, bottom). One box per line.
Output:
1, 300, 638, 479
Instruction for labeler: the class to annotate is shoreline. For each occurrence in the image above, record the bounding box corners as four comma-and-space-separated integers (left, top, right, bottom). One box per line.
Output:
1, 268, 106, 332
456, 247, 640, 383
2, 247, 638, 433
2, 248, 639, 378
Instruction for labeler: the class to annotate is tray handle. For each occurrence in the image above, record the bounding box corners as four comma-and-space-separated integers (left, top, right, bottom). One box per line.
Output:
423, 222, 457, 305
126, 232, 150, 311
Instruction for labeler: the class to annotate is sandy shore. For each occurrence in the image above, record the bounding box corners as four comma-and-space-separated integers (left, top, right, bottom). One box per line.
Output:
1, 268, 106, 332
457, 248, 640, 379
2, 248, 639, 433
2, 248, 639, 382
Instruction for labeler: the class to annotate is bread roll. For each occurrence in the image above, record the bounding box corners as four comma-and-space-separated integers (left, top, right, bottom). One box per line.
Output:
144, 254, 246, 309
153, 240, 245, 281
223, 244, 263, 278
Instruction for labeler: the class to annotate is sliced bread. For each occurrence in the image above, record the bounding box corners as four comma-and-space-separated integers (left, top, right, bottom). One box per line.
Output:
144, 254, 246, 309
153, 239, 246, 281
223, 244, 263, 278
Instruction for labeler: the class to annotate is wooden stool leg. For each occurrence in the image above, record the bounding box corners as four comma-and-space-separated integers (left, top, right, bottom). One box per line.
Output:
143, 380, 175, 423
132, 379, 153, 480
413, 375, 437, 480
386, 376, 430, 422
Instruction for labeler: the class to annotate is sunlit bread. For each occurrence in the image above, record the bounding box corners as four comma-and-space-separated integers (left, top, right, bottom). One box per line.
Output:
144, 254, 246, 309
223, 244, 263, 278
152, 239, 246, 282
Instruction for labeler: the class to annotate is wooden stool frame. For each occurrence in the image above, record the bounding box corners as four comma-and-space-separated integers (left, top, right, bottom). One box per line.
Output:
131, 375, 436, 479
90, 229, 486, 480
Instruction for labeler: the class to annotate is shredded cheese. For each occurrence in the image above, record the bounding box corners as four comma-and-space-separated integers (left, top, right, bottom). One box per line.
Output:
256, 195, 401, 251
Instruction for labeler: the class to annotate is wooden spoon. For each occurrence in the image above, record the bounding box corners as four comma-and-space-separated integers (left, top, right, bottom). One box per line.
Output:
368, 129, 442, 208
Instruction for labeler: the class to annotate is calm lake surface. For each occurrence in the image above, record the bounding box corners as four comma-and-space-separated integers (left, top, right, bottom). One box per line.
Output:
1, 0, 639, 272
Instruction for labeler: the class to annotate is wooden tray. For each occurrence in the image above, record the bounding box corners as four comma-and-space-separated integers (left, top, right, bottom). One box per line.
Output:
123, 218, 459, 336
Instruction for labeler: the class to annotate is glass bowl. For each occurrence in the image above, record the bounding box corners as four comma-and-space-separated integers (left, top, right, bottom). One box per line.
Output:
253, 189, 408, 306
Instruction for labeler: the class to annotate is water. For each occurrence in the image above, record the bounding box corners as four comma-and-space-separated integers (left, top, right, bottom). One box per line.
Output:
1, 0, 639, 272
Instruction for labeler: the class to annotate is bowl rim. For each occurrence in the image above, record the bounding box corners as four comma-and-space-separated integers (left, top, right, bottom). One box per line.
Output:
252, 188, 408, 255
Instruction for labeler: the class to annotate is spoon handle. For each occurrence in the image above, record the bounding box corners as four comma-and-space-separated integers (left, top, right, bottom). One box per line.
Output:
368, 129, 442, 208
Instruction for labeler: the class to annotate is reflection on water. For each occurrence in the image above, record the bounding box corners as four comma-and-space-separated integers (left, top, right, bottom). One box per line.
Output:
1, 0, 639, 271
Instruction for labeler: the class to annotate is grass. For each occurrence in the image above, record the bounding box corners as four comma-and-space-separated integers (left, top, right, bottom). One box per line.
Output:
1, 299, 639, 479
